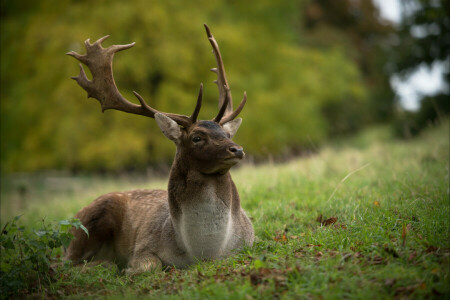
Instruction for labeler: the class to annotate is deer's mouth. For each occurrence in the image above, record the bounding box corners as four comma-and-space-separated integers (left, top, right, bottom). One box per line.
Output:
224, 152, 244, 162
224, 157, 241, 163
201, 156, 242, 175
219, 156, 242, 168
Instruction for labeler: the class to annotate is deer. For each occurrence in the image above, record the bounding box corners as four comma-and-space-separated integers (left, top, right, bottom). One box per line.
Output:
64, 24, 254, 274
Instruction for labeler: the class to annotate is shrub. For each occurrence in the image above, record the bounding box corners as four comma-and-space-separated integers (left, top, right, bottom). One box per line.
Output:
0, 216, 87, 298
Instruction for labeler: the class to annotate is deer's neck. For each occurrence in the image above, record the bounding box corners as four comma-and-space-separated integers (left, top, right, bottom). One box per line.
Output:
167, 155, 240, 259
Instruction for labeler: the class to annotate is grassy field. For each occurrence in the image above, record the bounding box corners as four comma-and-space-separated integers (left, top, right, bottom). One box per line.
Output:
1, 121, 449, 299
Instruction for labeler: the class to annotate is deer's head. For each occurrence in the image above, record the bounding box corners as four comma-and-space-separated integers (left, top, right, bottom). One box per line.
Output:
68, 24, 247, 175
155, 113, 244, 175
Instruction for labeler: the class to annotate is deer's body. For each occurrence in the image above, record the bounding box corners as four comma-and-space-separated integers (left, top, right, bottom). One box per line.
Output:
65, 26, 254, 273
67, 164, 253, 271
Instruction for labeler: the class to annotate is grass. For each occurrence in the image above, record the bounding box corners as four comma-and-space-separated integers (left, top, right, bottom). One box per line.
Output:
1, 121, 449, 299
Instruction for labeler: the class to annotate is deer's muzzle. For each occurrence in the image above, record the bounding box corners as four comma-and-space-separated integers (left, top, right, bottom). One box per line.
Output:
228, 145, 244, 159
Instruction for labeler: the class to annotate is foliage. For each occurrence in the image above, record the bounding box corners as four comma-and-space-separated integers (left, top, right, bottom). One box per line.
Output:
391, 0, 449, 77
301, 0, 397, 122
393, 93, 449, 138
387, 0, 449, 138
0, 0, 396, 173
0, 121, 448, 298
0, 216, 87, 298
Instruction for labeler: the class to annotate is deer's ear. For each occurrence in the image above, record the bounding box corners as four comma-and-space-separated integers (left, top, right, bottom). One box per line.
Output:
155, 113, 182, 142
223, 118, 242, 138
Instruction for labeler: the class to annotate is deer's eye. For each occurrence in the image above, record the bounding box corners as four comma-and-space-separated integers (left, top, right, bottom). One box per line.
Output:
192, 136, 202, 143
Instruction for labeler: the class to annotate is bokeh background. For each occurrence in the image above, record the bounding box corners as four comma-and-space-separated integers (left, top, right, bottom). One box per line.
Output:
1, 0, 448, 174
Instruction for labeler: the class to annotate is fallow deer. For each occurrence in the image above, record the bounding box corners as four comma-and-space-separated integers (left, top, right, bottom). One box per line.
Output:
65, 25, 254, 273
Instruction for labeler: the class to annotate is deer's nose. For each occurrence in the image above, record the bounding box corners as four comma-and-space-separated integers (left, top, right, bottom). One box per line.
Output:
229, 145, 245, 159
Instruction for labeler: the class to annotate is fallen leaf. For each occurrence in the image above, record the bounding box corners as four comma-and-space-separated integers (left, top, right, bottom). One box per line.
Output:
276, 233, 286, 242
274, 230, 288, 243
322, 217, 337, 226
419, 282, 426, 290
373, 200, 380, 207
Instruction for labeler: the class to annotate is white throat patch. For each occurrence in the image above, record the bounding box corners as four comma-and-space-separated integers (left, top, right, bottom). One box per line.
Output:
178, 185, 233, 260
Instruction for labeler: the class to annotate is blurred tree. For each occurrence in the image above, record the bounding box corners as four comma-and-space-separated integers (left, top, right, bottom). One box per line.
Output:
391, 0, 449, 82
301, 0, 396, 127
389, 0, 449, 137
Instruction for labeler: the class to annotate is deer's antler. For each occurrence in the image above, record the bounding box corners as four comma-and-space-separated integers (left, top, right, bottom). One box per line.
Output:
67, 36, 201, 128
204, 24, 247, 125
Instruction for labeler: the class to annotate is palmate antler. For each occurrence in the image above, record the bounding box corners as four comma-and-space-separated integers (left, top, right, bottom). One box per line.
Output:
67, 36, 200, 128
68, 25, 245, 126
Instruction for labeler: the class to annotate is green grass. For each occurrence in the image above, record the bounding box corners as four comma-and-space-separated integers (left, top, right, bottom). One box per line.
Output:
1, 121, 449, 299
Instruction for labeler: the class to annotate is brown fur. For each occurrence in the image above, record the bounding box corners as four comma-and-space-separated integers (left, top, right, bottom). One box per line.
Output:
65, 120, 254, 273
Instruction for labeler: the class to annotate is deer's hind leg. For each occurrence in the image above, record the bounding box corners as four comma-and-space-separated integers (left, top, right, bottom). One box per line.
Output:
65, 193, 129, 264
124, 252, 162, 275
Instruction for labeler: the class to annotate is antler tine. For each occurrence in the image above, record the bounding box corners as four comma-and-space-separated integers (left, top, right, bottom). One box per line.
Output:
109, 42, 136, 53
204, 24, 233, 114
132, 91, 192, 128
95, 35, 110, 45
190, 83, 203, 123
68, 35, 192, 128
219, 92, 247, 125
132, 91, 159, 115
66, 51, 88, 65
70, 63, 90, 90
205, 24, 247, 125
214, 86, 231, 123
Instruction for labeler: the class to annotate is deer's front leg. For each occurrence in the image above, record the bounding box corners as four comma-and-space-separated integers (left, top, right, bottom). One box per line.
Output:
124, 253, 162, 275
